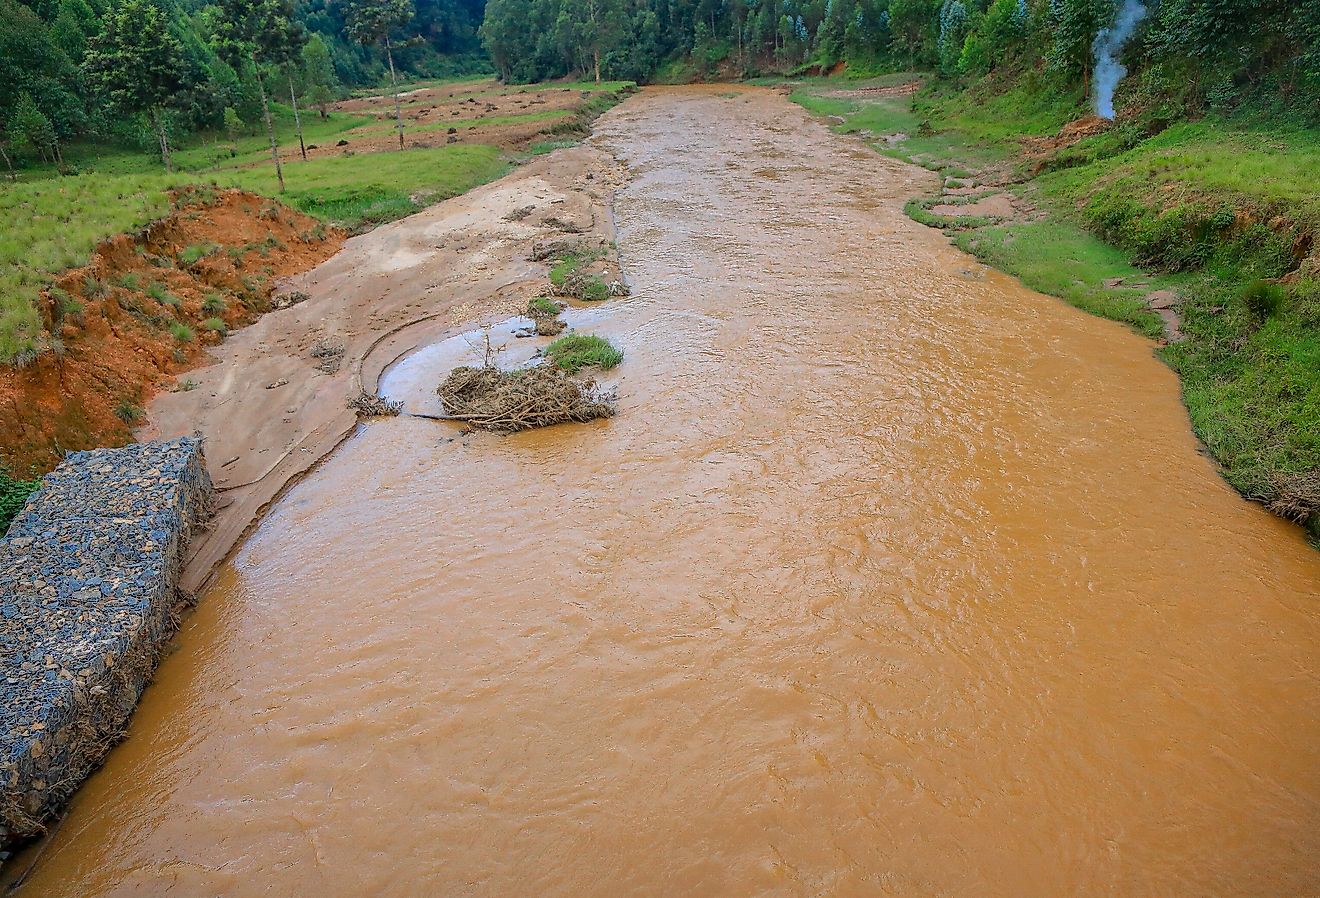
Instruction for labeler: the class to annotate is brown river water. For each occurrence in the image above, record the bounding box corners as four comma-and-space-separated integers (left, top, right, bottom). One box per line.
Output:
13, 89, 1320, 897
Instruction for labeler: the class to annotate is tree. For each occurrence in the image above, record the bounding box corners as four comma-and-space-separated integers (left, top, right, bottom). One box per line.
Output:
83, 0, 184, 170
346, 0, 414, 150
268, 15, 309, 160
7, 93, 61, 164
301, 33, 338, 119
211, 0, 301, 189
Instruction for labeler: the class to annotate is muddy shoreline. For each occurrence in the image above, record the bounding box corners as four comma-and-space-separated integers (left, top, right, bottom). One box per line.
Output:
138, 143, 629, 596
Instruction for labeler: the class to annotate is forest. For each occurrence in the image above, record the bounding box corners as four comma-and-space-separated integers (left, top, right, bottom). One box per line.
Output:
4, 0, 1317, 172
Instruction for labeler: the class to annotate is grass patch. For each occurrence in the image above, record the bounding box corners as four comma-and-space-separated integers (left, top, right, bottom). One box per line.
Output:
0, 467, 40, 533
168, 322, 195, 343
223, 144, 510, 229
544, 333, 623, 373
954, 219, 1166, 339
201, 317, 228, 336
0, 172, 186, 362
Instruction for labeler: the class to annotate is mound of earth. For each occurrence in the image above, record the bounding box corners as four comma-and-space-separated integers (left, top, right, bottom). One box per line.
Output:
0, 189, 343, 472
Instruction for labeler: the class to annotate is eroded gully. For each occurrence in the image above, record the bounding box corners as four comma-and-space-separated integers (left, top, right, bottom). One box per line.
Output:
15, 87, 1320, 897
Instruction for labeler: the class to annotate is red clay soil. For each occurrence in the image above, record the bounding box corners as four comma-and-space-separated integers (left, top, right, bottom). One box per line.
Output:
0, 190, 343, 473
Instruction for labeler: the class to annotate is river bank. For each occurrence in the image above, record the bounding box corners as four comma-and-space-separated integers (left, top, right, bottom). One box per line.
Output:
786, 74, 1320, 541
7, 85, 1320, 898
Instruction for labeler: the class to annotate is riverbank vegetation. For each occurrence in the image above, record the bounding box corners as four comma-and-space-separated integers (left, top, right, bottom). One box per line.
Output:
783, 39, 1319, 537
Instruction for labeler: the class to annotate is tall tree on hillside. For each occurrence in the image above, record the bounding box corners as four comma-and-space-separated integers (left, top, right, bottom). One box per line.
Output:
269, 14, 309, 159
83, 0, 185, 171
301, 32, 338, 119
346, 0, 414, 150
211, 0, 301, 190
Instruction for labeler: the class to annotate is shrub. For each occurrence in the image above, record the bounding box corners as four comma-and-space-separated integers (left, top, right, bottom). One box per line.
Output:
1241, 280, 1287, 320
202, 294, 227, 314
202, 317, 227, 335
544, 334, 623, 373
169, 322, 195, 343
114, 400, 143, 423
528, 295, 560, 316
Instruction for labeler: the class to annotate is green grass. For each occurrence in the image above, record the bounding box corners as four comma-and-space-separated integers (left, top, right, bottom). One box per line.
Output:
528, 296, 559, 316
201, 316, 227, 335
0, 467, 40, 533
953, 220, 1165, 339
25, 106, 370, 179
222, 144, 510, 228
0, 171, 188, 362
169, 322, 194, 343
544, 334, 623, 373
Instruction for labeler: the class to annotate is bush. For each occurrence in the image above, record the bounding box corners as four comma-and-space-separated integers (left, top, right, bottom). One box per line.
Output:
201, 317, 227, 335
1241, 280, 1287, 320
169, 322, 194, 343
544, 334, 623, 373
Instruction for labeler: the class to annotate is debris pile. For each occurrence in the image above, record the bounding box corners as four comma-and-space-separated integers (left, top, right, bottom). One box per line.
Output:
437, 365, 614, 432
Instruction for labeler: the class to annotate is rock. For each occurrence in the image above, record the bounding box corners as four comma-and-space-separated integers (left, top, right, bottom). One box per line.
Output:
1102, 276, 1126, 288
1146, 289, 1180, 310
335, 139, 349, 147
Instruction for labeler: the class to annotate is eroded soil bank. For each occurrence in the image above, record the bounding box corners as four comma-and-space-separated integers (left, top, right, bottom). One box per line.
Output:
11, 87, 1320, 897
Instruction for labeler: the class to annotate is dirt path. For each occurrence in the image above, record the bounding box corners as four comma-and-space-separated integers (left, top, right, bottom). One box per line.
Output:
142, 147, 629, 593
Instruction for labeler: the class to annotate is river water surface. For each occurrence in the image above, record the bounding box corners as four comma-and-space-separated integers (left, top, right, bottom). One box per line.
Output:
16, 88, 1320, 897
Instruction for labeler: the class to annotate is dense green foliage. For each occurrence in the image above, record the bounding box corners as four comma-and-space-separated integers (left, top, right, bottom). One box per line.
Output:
481, 0, 1318, 119
0, 0, 489, 170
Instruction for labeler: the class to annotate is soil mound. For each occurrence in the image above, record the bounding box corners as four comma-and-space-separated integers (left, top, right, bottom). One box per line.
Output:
0, 190, 343, 473
437, 365, 614, 431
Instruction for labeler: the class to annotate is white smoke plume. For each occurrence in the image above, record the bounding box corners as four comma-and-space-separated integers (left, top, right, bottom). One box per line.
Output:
1091, 0, 1147, 119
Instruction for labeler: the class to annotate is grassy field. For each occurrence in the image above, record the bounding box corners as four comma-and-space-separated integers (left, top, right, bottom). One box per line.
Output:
0, 75, 637, 370
224, 144, 510, 225
789, 77, 1320, 538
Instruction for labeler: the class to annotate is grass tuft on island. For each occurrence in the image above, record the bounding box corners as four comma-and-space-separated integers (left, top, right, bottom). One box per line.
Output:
544, 334, 623, 373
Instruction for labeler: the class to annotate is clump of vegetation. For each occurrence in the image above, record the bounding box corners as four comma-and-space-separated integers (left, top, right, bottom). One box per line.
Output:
437, 364, 615, 431
544, 333, 623, 373
0, 467, 41, 533
180, 242, 220, 266
526, 295, 566, 335
202, 293, 227, 314
1241, 280, 1287, 321
114, 400, 143, 424
169, 322, 194, 343
348, 391, 403, 417
201, 317, 228, 335
145, 281, 181, 308
548, 250, 616, 302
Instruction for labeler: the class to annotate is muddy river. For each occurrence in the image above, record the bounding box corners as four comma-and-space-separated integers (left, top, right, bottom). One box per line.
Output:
13, 89, 1320, 896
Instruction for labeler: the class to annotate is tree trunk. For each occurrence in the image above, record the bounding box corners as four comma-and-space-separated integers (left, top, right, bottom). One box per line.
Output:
0, 144, 15, 181
593, 48, 601, 84
386, 37, 404, 151
150, 107, 173, 173
287, 66, 307, 161
254, 65, 285, 192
